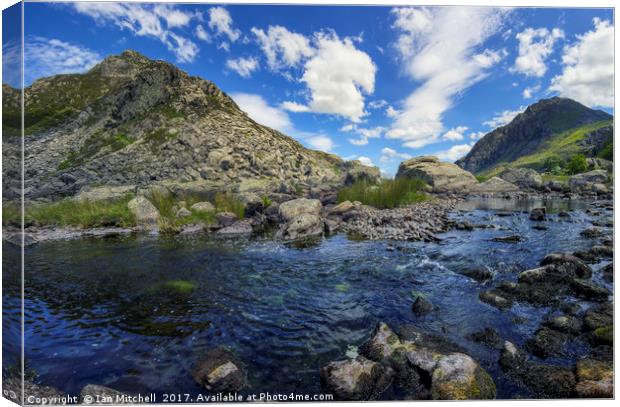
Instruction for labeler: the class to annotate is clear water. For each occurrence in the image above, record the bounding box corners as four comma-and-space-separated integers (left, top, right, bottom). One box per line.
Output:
2, 198, 613, 400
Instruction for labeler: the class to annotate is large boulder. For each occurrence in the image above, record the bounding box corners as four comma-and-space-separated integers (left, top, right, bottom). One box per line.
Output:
192, 347, 247, 393
396, 156, 478, 193
320, 356, 392, 400
431, 353, 496, 400
499, 168, 543, 190
277, 198, 324, 241
569, 170, 609, 192
127, 196, 160, 227
471, 177, 519, 193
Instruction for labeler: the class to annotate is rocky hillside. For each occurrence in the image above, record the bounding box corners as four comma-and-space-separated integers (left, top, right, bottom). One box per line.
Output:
456, 97, 612, 175
2, 50, 379, 202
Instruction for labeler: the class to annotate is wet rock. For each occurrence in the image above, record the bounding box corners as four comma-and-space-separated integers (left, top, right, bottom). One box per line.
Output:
580, 227, 603, 238
529, 207, 546, 221
4, 232, 39, 247
558, 211, 571, 218
479, 290, 512, 310
217, 220, 253, 236
468, 327, 502, 349
430, 353, 496, 400
583, 302, 613, 331
560, 302, 581, 316
491, 235, 522, 243
590, 326, 612, 347
575, 359, 613, 398
459, 266, 493, 282
192, 347, 247, 393
540, 253, 592, 279
544, 315, 583, 335
589, 245, 613, 258
532, 224, 548, 231
601, 263, 613, 282
127, 196, 159, 227
570, 279, 610, 301
525, 327, 568, 358
80, 385, 130, 404
518, 266, 554, 284
412, 296, 434, 316
190, 201, 215, 213
569, 170, 609, 192
455, 221, 474, 231
573, 250, 599, 263
320, 356, 392, 401
215, 212, 238, 227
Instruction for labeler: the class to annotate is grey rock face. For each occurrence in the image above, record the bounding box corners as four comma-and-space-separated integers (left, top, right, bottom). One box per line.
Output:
499, 168, 543, 190
569, 170, 609, 192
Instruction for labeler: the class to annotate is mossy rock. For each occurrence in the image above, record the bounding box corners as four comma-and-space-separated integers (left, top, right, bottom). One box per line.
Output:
431, 354, 496, 400
593, 325, 613, 346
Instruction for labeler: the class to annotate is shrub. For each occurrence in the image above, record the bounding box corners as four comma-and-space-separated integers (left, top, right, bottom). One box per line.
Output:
337, 178, 427, 209
598, 142, 613, 161
261, 195, 272, 208
543, 155, 566, 173
567, 154, 588, 175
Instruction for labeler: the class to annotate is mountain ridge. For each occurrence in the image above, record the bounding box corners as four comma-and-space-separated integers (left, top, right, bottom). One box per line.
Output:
2, 50, 379, 202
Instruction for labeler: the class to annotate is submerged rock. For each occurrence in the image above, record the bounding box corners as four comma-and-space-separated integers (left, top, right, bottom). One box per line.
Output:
529, 207, 546, 221
580, 227, 603, 238
459, 266, 493, 282
192, 347, 247, 393
468, 327, 502, 349
412, 296, 434, 316
491, 235, 523, 243
320, 356, 392, 401
479, 290, 513, 310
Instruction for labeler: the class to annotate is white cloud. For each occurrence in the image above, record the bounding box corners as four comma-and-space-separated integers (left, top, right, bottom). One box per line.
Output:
387, 7, 508, 149
195, 24, 211, 42
379, 147, 411, 163
469, 131, 486, 141
281, 101, 310, 113
231, 93, 291, 132
522, 84, 540, 99
226, 56, 259, 78
252, 25, 314, 71
24, 37, 101, 84
483, 106, 525, 128
3, 40, 21, 86
435, 143, 474, 162
549, 18, 613, 107
442, 126, 468, 141
385, 106, 399, 118
284, 31, 376, 123
208, 6, 241, 43
357, 156, 375, 167
72, 2, 199, 63
511, 27, 564, 77
306, 135, 335, 152
368, 99, 388, 109
341, 124, 385, 146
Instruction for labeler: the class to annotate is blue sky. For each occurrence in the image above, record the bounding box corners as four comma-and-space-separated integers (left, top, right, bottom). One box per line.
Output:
3, 2, 614, 176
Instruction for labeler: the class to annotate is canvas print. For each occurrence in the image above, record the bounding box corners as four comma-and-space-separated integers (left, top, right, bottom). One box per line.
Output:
1, 1, 615, 404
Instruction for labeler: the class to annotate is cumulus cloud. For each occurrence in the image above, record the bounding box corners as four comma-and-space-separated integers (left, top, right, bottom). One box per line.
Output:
379, 147, 411, 163
231, 93, 291, 132
435, 143, 474, 162
282, 31, 376, 122
442, 126, 468, 141
195, 24, 211, 42
511, 27, 564, 77
549, 18, 613, 107
72, 2, 199, 62
252, 25, 314, 71
226, 56, 259, 78
483, 106, 525, 128
341, 124, 385, 146
281, 101, 310, 113
24, 37, 101, 84
387, 7, 509, 149
208, 6, 241, 43
522, 84, 540, 99
357, 156, 375, 167
306, 135, 335, 152
368, 99, 388, 109
469, 131, 486, 141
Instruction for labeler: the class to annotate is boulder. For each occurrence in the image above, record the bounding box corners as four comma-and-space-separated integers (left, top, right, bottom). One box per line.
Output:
217, 220, 253, 236
279, 198, 322, 222
544, 315, 583, 335
539, 253, 592, 279
192, 347, 247, 393
529, 207, 546, 221
127, 196, 160, 227
471, 177, 519, 193
570, 279, 610, 301
458, 266, 493, 282
580, 227, 603, 238
74, 185, 136, 202
343, 161, 382, 185
277, 198, 324, 241
329, 200, 355, 216
468, 328, 502, 349
431, 353, 496, 400
396, 156, 478, 193
586, 157, 613, 172
569, 170, 609, 192
412, 296, 433, 316
215, 212, 238, 227
479, 290, 512, 310
525, 327, 568, 358
320, 356, 392, 400
575, 359, 613, 398
499, 168, 543, 190
176, 207, 192, 218
190, 201, 215, 213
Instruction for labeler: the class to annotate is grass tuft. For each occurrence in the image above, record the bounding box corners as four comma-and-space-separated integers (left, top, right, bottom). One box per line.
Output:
337, 178, 427, 209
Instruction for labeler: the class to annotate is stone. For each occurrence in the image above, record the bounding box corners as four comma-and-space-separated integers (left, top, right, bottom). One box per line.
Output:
498, 168, 543, 190
580, 227, 603, 238
430, 353, 496, 400
459, 266, 493, 282
127, 196, 160, 227
74, 185, 136, 202
80, 385, 130, 404
479, 290, 512, 310
540, 253, 592, 279
529, 207, 546, 221
320, 356, 392, 400
277, 198, 324, 241
491, 235, 522, 243
217, 220, 253, 235
190, 201, 215, 213
471, 177, 519, 193
396, 156, 478, 193
412, 296, 433, 316
192, 347, 247, 393
583, 302, 613, 331
330, 200, 355, 215
569, 170, 609, 191
468, 328, 502, 349
575, 359, 613, 398
215, 212, 238, 227
176, 207, 192, 218
570, 279, 610, 301
601, 263, 613, 282
279, 198, 323, 222
545, 315, 583, 335
525, 328, 568, 358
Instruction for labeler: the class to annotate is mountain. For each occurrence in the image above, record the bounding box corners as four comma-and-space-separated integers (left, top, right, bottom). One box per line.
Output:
456, 97, 613, 176
2, 50, 378, 201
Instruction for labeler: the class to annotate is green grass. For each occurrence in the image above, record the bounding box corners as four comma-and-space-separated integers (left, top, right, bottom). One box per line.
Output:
3, 194, 137, 228
598, 142, 613, 161
478, 120, 613, 178
337, 178, 428, 209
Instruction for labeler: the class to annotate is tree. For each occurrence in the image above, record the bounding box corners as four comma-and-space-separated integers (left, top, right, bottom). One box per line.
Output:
567, 154, 587, 175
